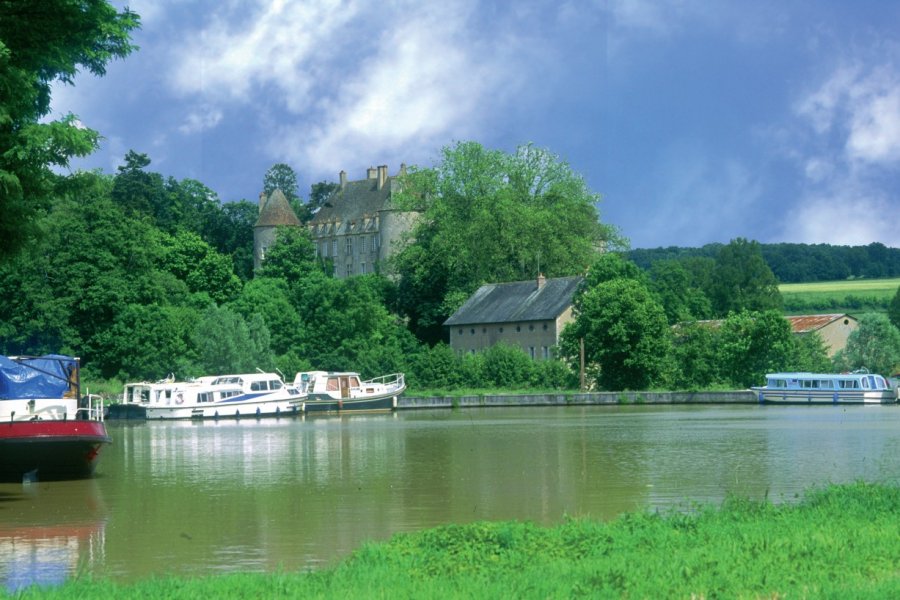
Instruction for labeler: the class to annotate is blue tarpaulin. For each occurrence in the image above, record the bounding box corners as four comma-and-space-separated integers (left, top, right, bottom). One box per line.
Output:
0, 355, 78, 400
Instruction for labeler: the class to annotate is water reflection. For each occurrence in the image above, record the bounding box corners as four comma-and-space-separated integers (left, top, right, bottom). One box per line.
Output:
0, 479, 106, 592
1, 405, 898, 586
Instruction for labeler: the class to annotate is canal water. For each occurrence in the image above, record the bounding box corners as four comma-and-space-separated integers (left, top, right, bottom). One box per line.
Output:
2, 404, 900, 590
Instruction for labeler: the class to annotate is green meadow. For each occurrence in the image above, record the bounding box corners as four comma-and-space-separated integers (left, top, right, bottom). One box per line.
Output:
10, 482, 900, 599
780, 277, 900, 313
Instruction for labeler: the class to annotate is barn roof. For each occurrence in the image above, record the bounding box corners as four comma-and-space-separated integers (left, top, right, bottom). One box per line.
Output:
444, 276, 583, 326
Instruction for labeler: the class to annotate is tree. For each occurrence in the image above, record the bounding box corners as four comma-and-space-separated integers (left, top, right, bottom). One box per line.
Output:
393, 141, 622, 343
561, 278, 671, 390
833, 314, 900, 377
229, 277, 302, 356
670, 321, 721, 389
156, 230, 241, 304
889, 285, 900, 331
718, 310, 795, 388
648, 259, 712, 324
709, 238, 782, 316
0, 0, 139, 259
192, 305, 275, 374
263, 163, 299, 204
257, 226, 319, 283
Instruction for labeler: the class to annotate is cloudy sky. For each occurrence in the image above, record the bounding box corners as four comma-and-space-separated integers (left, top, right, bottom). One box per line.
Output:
52, 0, 899, 249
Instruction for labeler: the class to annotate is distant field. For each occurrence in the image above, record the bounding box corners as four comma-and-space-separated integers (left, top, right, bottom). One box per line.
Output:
780, 277, 899, 313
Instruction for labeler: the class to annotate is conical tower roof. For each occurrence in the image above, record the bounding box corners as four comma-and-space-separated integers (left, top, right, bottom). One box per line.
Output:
255, 189, 300, 227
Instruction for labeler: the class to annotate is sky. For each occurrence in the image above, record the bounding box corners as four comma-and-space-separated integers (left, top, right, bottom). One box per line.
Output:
50, 0, 900, 249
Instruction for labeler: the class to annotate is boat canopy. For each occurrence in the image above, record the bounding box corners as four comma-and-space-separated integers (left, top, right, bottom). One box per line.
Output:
0, 355, 79, 400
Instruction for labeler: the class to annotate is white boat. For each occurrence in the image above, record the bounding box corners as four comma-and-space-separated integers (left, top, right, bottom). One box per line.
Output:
752, 370, 898, 404
291, 371, 405, 413
143, 372, 304, 419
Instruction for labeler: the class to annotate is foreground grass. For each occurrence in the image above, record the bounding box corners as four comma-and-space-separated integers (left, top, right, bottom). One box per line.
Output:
9, 482, 900, 599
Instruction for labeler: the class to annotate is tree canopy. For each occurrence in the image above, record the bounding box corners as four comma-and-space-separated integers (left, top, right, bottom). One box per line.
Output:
392, 141, 622, 343
0, 0, 139, 259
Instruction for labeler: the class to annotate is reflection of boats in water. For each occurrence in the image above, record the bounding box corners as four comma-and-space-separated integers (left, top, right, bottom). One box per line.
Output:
292, 371, 405, 413
0, 355, 110, 482
0, 479, 106, 593
753, 371, 899, 404
144, 372, 303, 420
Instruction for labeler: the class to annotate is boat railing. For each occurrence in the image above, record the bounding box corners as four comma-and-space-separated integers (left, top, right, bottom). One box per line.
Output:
362, 373, 405, 391
77, 394, 105, 422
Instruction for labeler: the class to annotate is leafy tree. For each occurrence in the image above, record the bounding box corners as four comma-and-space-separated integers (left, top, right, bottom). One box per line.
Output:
0, 0, 139, 259
110, 150, 165, 219
791, 331, 832, 373
263, 163, 300, 204
309, 180, 339, 211
889, 285, 900, 331
156, 230, 241, 304
480, 342, 535, 388
393, 141, 622, 343
89, 304, 200, 381
257, 226, 319, 282
229, 277, 301, 356
561, 278, 671, 390
406, 343, 465, 390
709, 238, 782, 316
648, 259, 712, 324
207, 199, 258, 282
718, 310, 795, 388
833, 314, 900, 377
192, 305, 275, 374
670, 321, 721, 389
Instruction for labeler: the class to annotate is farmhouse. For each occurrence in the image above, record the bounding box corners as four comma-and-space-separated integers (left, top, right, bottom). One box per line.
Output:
444, 275, 583, 360
786, 313, 858, 357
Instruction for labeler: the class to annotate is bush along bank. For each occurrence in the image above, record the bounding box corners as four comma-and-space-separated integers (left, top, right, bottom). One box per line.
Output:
10, 482, 900, 599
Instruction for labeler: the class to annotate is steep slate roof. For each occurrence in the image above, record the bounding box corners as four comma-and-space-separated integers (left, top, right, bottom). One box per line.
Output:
444, 276, 584, 326
309, 177, 396, 224
255, 189, 301, 227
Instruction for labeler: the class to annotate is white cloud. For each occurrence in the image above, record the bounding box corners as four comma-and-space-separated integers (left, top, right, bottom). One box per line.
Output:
782, 189, 896, 246
179, 106, 224, 134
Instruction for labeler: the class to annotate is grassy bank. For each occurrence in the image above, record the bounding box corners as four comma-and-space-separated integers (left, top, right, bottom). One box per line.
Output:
10, 482, 900, 599
780, 277, 899, 314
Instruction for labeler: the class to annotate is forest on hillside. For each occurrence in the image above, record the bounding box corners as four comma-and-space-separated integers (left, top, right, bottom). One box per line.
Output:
629, 243, 900, 283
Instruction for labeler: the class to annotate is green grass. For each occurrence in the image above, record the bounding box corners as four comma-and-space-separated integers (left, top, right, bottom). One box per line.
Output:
780, 277, 899, 313
11, 482, 900, 599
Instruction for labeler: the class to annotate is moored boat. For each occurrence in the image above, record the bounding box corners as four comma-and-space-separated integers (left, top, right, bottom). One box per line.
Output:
144, 372, 303, 419
291, 371, 405, 413
0, 355, 110, 482
752, 370, 898, 405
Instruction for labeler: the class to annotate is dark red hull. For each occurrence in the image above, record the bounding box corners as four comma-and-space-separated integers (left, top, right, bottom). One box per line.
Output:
0, 420, 111, 482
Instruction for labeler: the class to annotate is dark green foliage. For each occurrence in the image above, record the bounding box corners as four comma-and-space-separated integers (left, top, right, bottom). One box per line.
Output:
670, 322, 721, 389
0, 0, 139, 259
229, 277, 302, 356
562, 278, 672, 390
631, 241, 900, 283
257, 226, 319, 282
718, 310, 795, 388
708, 238, 782, 316
262, 163, 299, 204
192, 305, 275, 374
647, 258, 713, 323
157, 230, 241, 304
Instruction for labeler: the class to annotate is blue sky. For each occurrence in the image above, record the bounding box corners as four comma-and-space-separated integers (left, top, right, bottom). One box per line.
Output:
52, 0, 899, 249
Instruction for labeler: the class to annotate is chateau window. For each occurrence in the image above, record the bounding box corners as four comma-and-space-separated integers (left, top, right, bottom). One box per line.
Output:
260, 245, 267, 261
332, 239, 337, 255
346, 237, 353, 255
361, 236, 367, 253
542, 346, 550, 359
321, 242, 328, 257
529, 347, 536, 359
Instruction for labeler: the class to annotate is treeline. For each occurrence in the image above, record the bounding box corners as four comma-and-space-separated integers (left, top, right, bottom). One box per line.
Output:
629, 242, 900, 283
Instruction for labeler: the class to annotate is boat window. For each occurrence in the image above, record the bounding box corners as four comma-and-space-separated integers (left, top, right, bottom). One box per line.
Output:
772, 379, 786, 388
818, 380, 832, 389
198, 392, 212, 403
861, 378, 870, 389
326, 378, 339, 391
349, 376, 360, 388
221, 391, 239, 399
270, 380, 282, 390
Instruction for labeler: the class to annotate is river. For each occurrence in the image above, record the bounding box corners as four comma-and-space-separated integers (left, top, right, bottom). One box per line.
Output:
2, 404, 899, 590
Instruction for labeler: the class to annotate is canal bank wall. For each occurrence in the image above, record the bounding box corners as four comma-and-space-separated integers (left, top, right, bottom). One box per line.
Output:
399, 390, 757, 409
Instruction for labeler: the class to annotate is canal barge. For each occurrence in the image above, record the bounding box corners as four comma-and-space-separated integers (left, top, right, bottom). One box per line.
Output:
753, 371, 898, 404
292, 371, 405, 413
143, 372, 304, 419
0, 355, 110, 482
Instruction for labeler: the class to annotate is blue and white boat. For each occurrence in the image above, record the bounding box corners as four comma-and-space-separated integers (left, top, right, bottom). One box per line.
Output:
753, 370, 898, 404
143, 372, 304, 419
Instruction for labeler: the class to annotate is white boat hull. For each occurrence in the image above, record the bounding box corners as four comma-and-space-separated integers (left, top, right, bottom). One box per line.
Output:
145, 397, 300, 419
753, 389, 897, 405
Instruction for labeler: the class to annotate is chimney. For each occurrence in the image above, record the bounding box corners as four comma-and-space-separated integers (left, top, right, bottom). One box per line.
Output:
377, 165, 387, 190
339, 170, 347, 189
399, 163, 407, 176
366, 166, 377, 180
258, 191, 267, 214
537, 273, 546, 289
